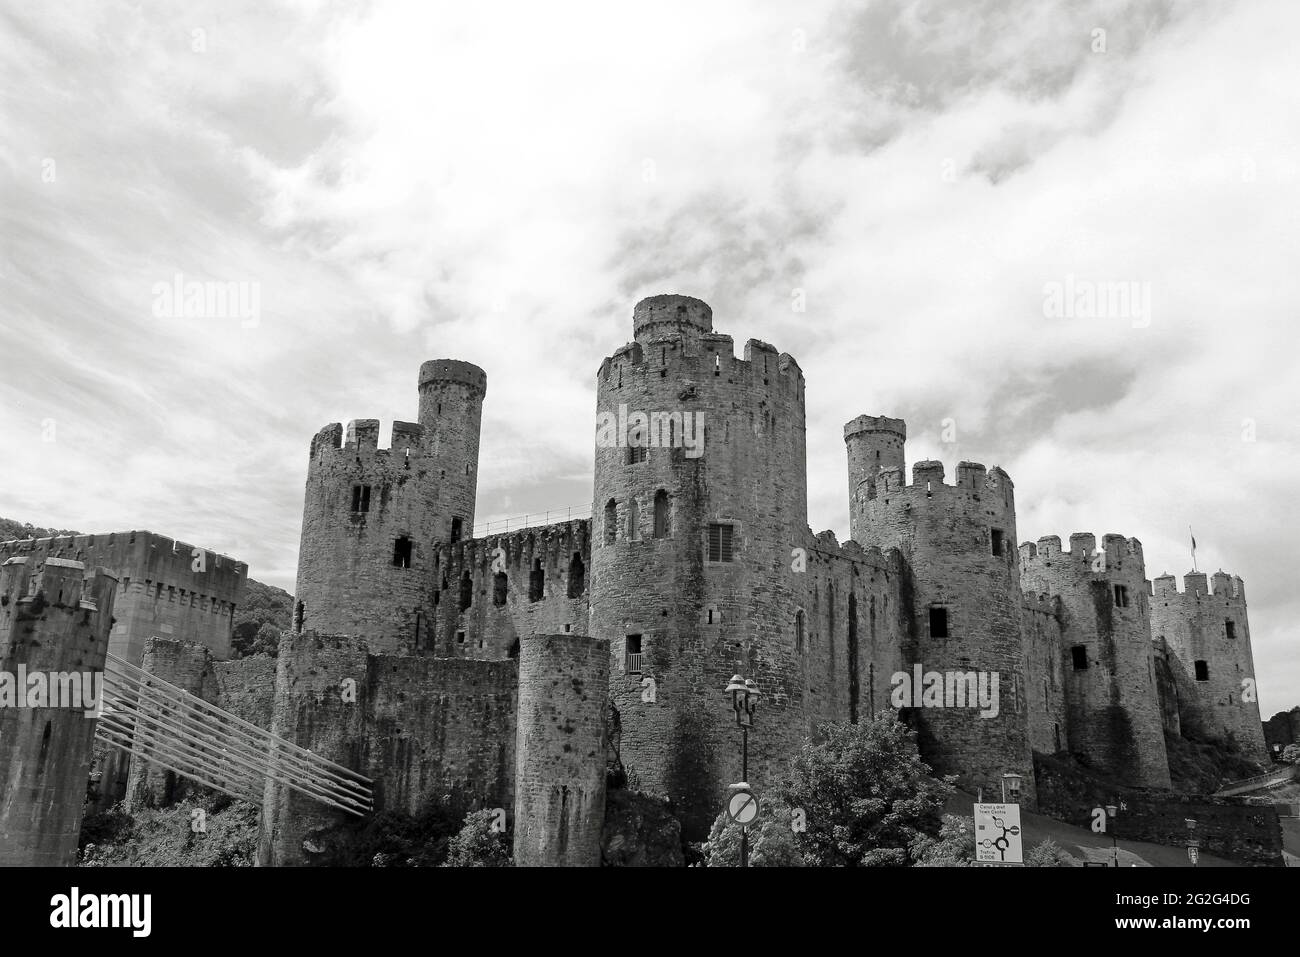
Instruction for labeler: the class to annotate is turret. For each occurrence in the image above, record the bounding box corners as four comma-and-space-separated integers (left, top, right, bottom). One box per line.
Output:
590, 295, 809, 838
293, 360, 486, 655
1149, 566, 1264, 759
1020, 532, 1171, 788
846, 422, 1036, 806
844, 415, 906, 528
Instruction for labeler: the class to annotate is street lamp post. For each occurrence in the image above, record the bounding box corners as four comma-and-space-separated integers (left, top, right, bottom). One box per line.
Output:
1106, 804, 1119, 867
725, 674, 761, 867
1001, 773, 1023, 804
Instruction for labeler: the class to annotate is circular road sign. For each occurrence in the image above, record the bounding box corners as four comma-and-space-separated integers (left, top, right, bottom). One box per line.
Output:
727, 789, 760, 826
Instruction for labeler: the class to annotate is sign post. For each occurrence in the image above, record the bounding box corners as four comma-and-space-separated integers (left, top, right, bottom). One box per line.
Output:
974, 802, 1023, 865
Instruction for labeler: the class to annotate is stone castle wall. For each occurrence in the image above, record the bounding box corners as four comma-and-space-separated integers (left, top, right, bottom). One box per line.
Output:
259, 629, 516, 865
0, 530, 245, 664
591, 296, 813, 838
850, 455, 1037, 807
433, 520, 590, 660
1020, 534, 1170, 788
514, 633, 610, 866
1151, 571, 1266, 759
0, 557, 117, 866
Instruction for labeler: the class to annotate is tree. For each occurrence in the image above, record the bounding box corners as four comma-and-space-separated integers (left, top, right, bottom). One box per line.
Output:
1025, 838, 1076, 867
780, 712, 954, 866
698, 797, 806, 867
910, 814, 976, 867
442, 809, 512, 867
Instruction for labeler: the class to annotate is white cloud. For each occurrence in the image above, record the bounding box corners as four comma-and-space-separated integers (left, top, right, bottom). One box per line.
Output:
1, 0, 1297, 714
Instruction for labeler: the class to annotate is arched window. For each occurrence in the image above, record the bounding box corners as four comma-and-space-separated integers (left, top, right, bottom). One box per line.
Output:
459, 570, 473, 611
493, 571, 508, 606
568, 552, 585, 598
627, 496, 639, 540
604, 499, 617, 544
653, 490, 670, 538
529, 559, 544, 602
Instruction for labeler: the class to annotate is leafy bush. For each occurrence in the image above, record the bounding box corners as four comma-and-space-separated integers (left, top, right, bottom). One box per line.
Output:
910, 814, 976, 867
79, 797, 259, 867
782, 713, 954, 866
1025, 838, 1077, 867
442, 809, 513, 867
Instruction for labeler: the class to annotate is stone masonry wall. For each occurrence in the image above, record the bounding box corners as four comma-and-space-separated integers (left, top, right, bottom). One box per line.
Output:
851, 454, 1037, 808
592, 296, 812, 839
259, 629, 516, 865
1020, 534, 1170, 789
1151, 571, 1266, 760
0, 557, 117, 866
514, 633, 610, 866
433, 520, 590, 660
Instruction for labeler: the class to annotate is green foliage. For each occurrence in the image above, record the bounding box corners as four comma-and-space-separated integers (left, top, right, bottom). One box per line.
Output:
0, 518, 81, 542
698, 796, 805, 867
1025, 838, 1077, 867
1165, 729, 1268, 792
1281, 744, 1300, 766
79, 797, 259, 867
231, 579, 293, 659
910, 814, 976, 867
309, 797, 469, 866
782, 713, 954, 866
442, 809, 513, 867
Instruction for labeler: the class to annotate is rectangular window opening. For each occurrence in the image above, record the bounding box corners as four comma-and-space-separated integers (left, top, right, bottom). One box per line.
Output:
707, 523, 734, 563
392, 536, 412, 568
929, 606, 949, 639
625, 634, 643, 673
1071, 645, 1088, 671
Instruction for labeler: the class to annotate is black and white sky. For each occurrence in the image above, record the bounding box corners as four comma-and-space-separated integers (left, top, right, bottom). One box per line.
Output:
1, 0, 1296, 715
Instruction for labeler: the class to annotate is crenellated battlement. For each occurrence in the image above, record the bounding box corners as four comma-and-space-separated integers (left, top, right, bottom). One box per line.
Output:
0, 530, 246, 604
1151, 570, 1246, 601
600, 335, 805, 389
844, 414, 906, 441
418, 358, 488, 397
437, 519, 591, 579
869, 459, 1014, 505
309, 419, 427, 459
1019, 532, 1144, 565
803, 528, 893, 572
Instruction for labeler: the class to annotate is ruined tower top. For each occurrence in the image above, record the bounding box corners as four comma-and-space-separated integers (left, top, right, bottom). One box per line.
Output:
632, 294, 713, 344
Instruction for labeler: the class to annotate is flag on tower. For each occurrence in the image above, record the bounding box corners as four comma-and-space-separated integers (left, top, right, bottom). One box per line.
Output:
1189, 527, 1197, 571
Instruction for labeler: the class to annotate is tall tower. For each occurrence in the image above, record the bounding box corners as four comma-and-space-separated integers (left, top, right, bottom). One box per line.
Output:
590, 295, 809, 838
0, 557, 117, 865
1020, 533, 1171, 788
292, 360, 486, 654
1151, 570, 1266, 760
847, 427, 1036, 807
844, 415, 906, 527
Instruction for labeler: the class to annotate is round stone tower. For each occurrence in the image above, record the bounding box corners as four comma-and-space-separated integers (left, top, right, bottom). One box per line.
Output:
847, 437, 1036, 807
1020, 533, 1171, 788
844, 415, 906, 526
418, 359, 488, 546
1150, 570, 1265, 760
590, 294, 809, 838
293, 360, 486, 654
514, 633, 610, 867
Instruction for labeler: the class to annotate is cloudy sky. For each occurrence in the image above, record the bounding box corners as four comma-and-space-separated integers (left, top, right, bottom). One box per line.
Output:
1, 0, 1296, 715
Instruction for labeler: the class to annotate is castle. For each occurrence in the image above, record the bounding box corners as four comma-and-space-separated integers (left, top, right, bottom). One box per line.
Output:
0, 294, 1272, 866
263, 293, 1268, 858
